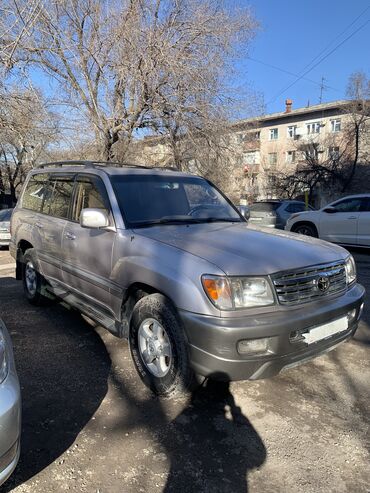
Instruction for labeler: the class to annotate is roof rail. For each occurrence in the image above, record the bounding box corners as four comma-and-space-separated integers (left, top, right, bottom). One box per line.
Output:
37, 160, 180, 171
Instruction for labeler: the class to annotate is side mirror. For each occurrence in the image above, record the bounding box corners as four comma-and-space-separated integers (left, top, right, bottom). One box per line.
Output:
323, 206, 337, 214
80, 208, 109, 229
238, 205, 250, 221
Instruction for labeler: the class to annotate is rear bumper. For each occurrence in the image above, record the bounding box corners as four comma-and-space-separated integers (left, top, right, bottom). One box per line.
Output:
180, 283, 365, 381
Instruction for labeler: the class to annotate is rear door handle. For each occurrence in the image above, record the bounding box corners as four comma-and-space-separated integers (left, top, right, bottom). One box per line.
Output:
347, 216, 357, 220
35, 222, 44, 229
65, 232, 76, 240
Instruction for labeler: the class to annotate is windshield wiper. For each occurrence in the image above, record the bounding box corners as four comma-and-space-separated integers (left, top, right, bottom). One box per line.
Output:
201, 217, 243, 223
133, 216, 242, 227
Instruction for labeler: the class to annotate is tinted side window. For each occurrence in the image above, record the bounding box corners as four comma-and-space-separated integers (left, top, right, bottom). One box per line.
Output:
72, 176, 110, 222
360, 197, 370, 212
286, 203, 307, 213
47, 178, 74, 219
333, 198, 362, 213
22, 174, 49, 212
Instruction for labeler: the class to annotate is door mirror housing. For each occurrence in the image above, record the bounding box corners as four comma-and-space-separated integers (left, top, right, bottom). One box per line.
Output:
323, 206, 337, 214
80, 208, 109, 229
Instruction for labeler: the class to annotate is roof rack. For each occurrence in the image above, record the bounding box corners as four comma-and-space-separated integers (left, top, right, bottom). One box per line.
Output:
37, 160, 148, 169
37, 161, 179, 172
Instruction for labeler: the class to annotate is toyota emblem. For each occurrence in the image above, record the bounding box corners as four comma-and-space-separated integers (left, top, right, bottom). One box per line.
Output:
317, 275, 330, 292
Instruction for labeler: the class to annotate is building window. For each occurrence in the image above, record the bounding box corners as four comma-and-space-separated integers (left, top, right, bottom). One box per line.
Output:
236, 133, 246, 143
243, 151, 259, 165
331, 119, 341, 132
286, 150, 296, 164
268, 152, 277, 166
304, 144, 319, 160
329, 146, 340, 161
269, 128, 278, 140
287, 126, 297, 138
252, 131, 261, 140
306, 122, 321, 134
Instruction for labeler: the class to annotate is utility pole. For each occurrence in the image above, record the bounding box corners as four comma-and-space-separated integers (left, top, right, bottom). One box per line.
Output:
319, 77, 325, 104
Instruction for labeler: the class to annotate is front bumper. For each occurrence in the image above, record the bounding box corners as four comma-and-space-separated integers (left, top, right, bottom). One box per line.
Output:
180, 283, 365, 381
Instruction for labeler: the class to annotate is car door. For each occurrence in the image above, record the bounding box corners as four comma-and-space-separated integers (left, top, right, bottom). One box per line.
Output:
357, 197, 370, 246
61, 174, 116, 316
319, 197, 362, 245
37, 174, 75, 282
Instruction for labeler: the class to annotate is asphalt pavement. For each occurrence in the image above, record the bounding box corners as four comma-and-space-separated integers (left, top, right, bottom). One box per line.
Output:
0, 247, 369, 493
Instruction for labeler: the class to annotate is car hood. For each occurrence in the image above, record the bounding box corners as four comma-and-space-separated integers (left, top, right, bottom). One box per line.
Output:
134, 222, 348, 276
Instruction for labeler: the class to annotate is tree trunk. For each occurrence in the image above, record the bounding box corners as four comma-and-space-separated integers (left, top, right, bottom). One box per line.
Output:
341, 125, 360, 193
9, 182, 17, 204
102, 128, 120, 162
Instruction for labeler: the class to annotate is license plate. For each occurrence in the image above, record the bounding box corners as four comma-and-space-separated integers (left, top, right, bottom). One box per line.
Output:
303, 317, 348, 344
0, 233, 10, 239
250, 217, 262, 221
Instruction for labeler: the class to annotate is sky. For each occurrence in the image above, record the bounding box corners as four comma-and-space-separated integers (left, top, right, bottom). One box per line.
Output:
238, 0, 370, 115
21, 0, 370, 125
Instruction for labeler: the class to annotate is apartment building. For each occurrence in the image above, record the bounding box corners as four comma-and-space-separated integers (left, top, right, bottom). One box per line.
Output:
230, 99, 361, 202
131, 99, 368, 204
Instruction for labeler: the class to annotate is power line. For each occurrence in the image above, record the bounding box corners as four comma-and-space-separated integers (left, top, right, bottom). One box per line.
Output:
267, 17, 370, 105
300, 5, 370, 73
247, 56, 339, 92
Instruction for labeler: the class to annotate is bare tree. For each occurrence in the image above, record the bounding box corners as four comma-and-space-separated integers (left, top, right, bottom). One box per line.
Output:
0, 83, 57, 202
0, 0, 258, 163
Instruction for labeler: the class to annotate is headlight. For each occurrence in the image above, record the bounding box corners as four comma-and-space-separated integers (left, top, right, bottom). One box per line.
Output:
0, 327, 9, 384
202, 275, 275, 310
345, 255, 356, 285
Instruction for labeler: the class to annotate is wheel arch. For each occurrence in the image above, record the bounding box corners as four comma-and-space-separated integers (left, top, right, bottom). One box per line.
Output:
120, 282, 170, 338
291, 220, 318, 236
15, 239, 34, 280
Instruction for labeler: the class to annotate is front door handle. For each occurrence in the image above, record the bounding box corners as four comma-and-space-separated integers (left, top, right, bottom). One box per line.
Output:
65, 232, 76, 240
347, 216, 357, 220
35, 222, 44, 229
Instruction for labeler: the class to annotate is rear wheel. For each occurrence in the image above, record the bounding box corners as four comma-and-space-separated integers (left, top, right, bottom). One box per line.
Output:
22, 249, 51, 305
129, 293, 201, 396
293, 223, 318, 237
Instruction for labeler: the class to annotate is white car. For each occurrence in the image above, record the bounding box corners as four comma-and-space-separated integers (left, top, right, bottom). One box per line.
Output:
285, 194, 370, 247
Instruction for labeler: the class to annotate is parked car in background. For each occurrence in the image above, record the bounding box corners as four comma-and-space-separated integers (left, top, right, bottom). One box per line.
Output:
248, 200, 314, 229
10, 162, 365, 396
237, 204, 250, 221
286, 194, 370, 247
0, 209, 13, 247
0, 318, 21, 486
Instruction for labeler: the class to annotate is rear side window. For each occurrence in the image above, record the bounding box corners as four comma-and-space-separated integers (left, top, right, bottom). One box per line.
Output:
46, 177, 75, 219
71, 175, 111, 222
249, 202, 281, 212
285, 203, 307, 213
22, 174, 49, 212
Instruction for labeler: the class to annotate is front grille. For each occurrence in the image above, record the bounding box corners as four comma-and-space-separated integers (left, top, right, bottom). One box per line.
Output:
272, 261, 347, 306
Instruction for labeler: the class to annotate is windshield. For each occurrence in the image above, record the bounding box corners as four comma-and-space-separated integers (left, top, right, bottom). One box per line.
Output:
111, 174, 242, 227
0, 209, 12, 221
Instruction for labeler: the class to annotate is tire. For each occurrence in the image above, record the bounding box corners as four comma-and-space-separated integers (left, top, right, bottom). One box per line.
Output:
22, 248, 52, 305
129, 293, 199, 397
293, 223, 318, 237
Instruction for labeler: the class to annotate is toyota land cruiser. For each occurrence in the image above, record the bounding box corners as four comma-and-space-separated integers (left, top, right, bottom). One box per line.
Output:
10, 161, 365, 396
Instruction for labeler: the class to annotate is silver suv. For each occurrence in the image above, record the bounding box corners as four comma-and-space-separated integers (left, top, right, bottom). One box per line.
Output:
10, 162, 365, 396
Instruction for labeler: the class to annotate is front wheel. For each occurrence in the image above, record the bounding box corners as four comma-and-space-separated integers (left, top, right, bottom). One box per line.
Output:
129, 294, 199, 397
293, 223, 318, 237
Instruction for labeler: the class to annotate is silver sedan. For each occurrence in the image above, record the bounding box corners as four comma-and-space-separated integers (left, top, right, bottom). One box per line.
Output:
0, 209, 13, 247
0, 318, 21, 486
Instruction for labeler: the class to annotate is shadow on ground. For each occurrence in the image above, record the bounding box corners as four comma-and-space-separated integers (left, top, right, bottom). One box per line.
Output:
0, 277, 111, 492
0, 276, 267, 492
